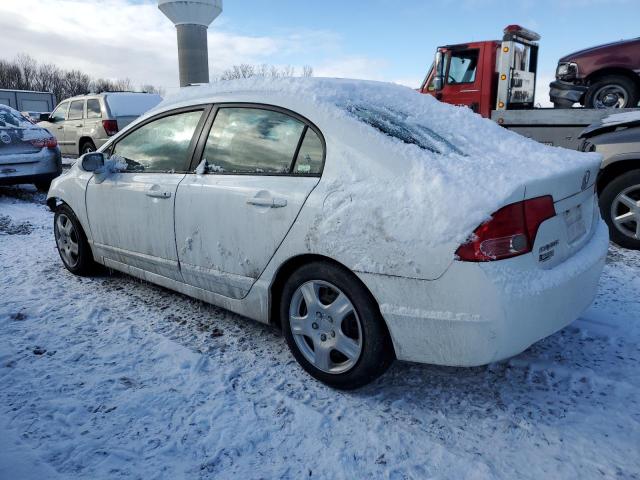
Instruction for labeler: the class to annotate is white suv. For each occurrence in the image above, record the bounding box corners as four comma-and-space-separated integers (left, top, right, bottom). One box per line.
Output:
39, 92, 162, 156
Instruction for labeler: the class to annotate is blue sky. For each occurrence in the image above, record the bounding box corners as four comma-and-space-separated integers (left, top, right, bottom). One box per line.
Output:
217, 0, 639, 88
2, 0, 638, 103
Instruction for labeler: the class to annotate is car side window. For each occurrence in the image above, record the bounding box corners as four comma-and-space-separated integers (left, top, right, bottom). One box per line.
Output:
203, 107, 305, 174
86, 99, 102, 119
112, 110, 203, 173
68, 100, 85, 120
50, 102, 69, 122
293, 128, 324, 174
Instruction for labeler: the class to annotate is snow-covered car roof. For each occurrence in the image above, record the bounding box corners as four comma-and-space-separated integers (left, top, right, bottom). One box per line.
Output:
145, 78, 600, 248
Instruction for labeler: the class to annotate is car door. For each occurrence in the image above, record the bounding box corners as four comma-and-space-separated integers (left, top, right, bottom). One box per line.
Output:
175, 105, 324, 299
443, 48, 482, 113
42, 102, 69, 154
65, 100, 85, 155
85, 107, 208, 281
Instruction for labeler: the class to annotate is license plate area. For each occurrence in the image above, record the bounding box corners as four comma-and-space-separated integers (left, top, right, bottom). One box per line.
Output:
564, 205, 586, 244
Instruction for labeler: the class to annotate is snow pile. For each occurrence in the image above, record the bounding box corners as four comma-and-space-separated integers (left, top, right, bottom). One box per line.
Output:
105, 93, 163, 117
159, 78, 601, 263
96, 154, 127, 174
0, 105, 33, 129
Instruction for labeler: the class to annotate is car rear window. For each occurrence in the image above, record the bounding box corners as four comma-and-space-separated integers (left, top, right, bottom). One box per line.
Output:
340, 103, 465, 156
0, 105, 33, 129
105, 94, 163, 117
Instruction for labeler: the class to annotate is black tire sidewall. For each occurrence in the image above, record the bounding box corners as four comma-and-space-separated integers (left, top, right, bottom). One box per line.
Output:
54, 204, 95, 275
81, 141, 96, 155
280, 261, 394, 390
586, 75, 639, 109
600, 169, 640, 250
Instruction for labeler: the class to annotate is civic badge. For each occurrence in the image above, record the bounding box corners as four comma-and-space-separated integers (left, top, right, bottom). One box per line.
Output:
0, 132, 11, 144
581, 170, 591, 191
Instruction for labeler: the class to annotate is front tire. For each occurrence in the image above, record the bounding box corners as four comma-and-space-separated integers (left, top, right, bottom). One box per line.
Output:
585, 75, 639, 109
280, 261, 394, 389
54, 204, 97, 275
600, 170, 640, 250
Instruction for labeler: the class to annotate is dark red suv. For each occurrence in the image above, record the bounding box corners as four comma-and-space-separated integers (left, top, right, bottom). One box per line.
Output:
550, 37, 640, 109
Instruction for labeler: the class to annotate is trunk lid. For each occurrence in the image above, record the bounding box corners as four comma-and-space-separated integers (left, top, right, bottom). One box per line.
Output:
0, 127, 48, 164
525, 157, 602, 269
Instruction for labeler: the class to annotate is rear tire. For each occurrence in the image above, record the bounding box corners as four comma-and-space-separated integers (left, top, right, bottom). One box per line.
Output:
80, 140, 96, 155
585, 75, 639, 109
54, 204, 97, 275
600, 170, 640, 250
280, 261, 394, 389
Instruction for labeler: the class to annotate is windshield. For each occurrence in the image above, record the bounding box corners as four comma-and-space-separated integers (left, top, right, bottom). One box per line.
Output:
341, 102, 465, 156
0, 105, 33, 129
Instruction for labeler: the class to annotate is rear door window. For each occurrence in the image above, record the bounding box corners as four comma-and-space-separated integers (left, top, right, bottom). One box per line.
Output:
86, 99, 102, 119
202, 107, 306, 174
68, 100, 85, 120
112, 110, 203, 173
293, 128, 324, 174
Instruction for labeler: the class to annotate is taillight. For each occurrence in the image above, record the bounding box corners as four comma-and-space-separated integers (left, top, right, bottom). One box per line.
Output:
456, 196, 555, 262
30, 137, 58, 149
102, 119, 119, 136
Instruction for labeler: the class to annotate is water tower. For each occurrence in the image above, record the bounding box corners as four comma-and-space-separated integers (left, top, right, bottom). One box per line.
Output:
158, 0, 223, 87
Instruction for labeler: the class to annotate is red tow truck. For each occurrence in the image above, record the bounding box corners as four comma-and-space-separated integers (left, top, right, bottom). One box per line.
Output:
420, 25, 639, 150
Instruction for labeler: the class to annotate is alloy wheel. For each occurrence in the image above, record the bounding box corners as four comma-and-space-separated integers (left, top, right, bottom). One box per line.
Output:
55, 214, 80, 268
289, 280, 363, 374
611, 185, 640, 241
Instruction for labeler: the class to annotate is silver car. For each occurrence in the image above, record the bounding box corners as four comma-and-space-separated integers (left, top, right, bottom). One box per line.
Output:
581, 112, 640, 249
0, 104, 61, 190
38, 92, 162, 156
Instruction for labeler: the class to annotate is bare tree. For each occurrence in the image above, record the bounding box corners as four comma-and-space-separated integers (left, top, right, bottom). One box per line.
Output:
215, 63, 314, 81
0, 54, 163, 103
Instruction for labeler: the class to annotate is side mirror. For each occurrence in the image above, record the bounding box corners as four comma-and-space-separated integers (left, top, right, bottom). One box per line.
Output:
80, 152, 105, 172
432, 76, 444, 91
39, 113, 51, 122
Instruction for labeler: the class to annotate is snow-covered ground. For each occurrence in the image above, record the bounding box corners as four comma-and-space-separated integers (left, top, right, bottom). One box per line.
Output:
0, 185, 639, 480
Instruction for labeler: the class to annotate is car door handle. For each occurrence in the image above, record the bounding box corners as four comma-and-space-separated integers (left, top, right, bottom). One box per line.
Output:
75, 124, 83, 128
146, 190, 172, 199
56, 126, 63, 130
247, 197, 287, 208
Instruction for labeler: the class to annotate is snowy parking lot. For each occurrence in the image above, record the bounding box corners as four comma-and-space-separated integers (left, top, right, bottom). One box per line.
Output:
1, 185, 639, 479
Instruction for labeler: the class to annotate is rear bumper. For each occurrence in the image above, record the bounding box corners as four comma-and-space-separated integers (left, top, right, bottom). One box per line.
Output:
358, 221, 609, 366
0, 149, 61, 185
549, 80, 588, 107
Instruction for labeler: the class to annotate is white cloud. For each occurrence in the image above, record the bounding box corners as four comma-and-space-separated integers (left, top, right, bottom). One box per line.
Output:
0, 0, 383, 90
1, 0, 415, 102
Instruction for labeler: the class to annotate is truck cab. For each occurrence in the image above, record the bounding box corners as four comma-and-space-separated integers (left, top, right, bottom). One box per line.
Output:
420, 25, 539, 118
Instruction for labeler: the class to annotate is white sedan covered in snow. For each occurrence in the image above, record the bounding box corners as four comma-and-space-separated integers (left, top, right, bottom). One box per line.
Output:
46, 78, 609, 388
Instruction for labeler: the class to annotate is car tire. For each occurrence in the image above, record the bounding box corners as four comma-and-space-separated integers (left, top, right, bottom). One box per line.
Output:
54, 204, 97, 275
585, 75, 639, 109
80, 140, 96, 155
280, 261, 394, 389
600, 169, 640, 250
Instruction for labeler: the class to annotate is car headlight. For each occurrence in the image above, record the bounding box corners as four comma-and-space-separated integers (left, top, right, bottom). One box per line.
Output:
556, 62, 578, 81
